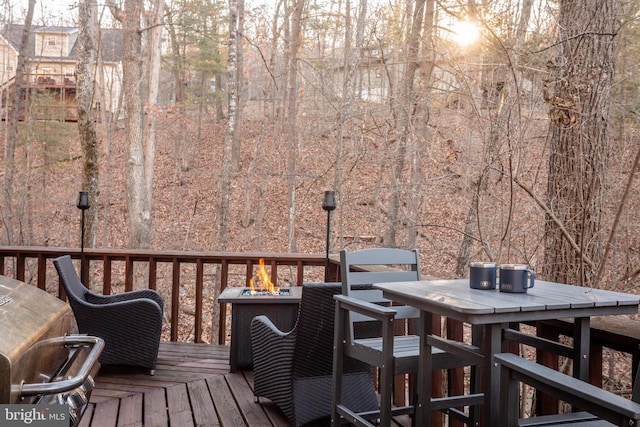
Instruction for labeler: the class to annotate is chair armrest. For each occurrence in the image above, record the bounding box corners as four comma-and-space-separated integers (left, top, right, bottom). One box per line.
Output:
495, 352, 640, 425
250, 315, 297, 359
251, 315, 297, 393
76, 298, 163, 327
334, 294, 397, 322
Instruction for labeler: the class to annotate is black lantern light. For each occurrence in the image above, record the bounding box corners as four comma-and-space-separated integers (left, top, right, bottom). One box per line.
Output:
322, 190, 336, 281
77, 191, 90, 281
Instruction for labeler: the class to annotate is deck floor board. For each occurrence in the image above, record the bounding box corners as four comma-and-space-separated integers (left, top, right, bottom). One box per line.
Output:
87, 342, 297, 427
84, 341, 419, 427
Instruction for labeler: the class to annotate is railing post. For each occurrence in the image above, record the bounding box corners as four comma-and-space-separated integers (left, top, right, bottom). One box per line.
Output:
148, 256, 157, 290
171, 257, 180, 341
37, 254, 47, 291
103, 255, 113, 295
16, 253, 26, 281
218, 260, 230, 345
195, 259, 204, 343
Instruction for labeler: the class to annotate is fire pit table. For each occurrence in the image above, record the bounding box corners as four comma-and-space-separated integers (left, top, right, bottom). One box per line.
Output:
217, 286, 302, 372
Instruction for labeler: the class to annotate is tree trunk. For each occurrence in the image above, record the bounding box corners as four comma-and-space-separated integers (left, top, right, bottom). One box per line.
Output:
2, 0, 35, 245
285, 0, 305, 253
145, 0, 164, 204
407, 0, 435, 250
334, 0, 366, 250
212, 0, 241, 344
231, 0, 245, 171
76, 0, 99, 255
543, 0, 617, 287
262, 0, 283, 119
108, 0, 151, 249
384, 0, 425, 247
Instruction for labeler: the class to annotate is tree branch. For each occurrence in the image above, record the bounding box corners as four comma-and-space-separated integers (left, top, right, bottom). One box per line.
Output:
512, 176, 596, 272
594, 143, 640, 288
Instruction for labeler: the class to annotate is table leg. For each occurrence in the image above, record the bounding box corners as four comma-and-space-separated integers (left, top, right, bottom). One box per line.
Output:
573, 317, 591, 380
484, 323, 504, 426
470, 325, 484, 425
416, 310, 433, 426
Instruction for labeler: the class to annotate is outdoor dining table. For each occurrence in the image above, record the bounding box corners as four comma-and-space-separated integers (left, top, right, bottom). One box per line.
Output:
373, 278, 640, 426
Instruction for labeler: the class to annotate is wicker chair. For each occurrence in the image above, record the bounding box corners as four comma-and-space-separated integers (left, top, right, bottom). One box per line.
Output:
251, 282, 378, 427
53, 255, 164, 375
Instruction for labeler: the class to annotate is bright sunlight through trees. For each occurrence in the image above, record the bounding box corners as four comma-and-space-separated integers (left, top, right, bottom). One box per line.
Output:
450, 19, 480, 46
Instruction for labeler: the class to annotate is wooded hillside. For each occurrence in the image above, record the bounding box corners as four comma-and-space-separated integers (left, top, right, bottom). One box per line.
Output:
1, 0, 639, 293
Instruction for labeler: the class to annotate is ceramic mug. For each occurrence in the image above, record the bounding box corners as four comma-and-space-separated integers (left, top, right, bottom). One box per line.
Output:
499, 264, 535, 293
469, 262, 497, 290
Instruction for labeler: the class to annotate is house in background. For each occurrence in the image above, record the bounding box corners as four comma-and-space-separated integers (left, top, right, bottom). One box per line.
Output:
0, 24, 122, 121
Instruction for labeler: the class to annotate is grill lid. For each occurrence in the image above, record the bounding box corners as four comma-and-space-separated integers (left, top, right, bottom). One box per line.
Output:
0, 275, 75, 403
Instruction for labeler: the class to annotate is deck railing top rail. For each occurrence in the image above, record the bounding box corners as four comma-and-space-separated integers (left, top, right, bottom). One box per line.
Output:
0, 246, 340, 344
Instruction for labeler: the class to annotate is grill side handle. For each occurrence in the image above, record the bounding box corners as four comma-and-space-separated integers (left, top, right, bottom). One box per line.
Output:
17, 335, 104, 397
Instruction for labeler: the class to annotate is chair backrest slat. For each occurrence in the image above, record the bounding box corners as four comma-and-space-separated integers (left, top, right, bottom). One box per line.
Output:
344, 270, 419, 287
340, 248, 421, 342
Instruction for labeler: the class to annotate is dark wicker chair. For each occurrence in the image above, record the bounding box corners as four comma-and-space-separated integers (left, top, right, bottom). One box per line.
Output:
251, 282, 378, 427
53, 255, 164, 375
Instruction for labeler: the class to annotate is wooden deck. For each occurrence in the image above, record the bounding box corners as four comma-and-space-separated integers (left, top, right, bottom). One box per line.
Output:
81, 342, 294, 427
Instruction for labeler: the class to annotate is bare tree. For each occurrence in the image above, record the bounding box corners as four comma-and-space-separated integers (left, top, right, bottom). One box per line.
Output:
211, 0, 241, 344
285, 0, 305, 252
107, 0, 152, 249
2, 0, 35, 245
334, 0, 367, 249
407, 0, 435, 250
543, 0, 618, 287
231, 0, 245, 171
145, 0, 164, 210
384, 0, 426, 247
218, 0, 240, 254
76, 0, 99, 253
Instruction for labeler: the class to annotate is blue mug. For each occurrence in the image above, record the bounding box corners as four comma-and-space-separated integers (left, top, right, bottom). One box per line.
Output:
469, 262, 497, 290
499, 264, 535, 293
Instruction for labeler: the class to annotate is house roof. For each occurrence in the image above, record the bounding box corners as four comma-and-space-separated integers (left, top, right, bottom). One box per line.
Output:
0, 24, 121, 63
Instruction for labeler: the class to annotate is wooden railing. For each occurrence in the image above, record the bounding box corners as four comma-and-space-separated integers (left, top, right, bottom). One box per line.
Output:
7, 246, 623, 422
0, 246, 340, 344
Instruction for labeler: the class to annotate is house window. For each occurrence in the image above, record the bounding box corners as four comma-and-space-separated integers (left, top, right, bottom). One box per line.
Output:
47, 38, 56, 46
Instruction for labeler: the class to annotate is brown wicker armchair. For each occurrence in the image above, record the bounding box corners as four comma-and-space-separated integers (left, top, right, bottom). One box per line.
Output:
251, 282, 378, 427
53, 255, 164, 375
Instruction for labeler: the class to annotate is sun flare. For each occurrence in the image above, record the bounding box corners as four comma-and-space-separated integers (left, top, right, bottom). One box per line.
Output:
450, 20, 480, 47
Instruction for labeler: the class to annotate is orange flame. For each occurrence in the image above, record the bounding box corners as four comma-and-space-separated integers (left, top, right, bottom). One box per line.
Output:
249, 258, 280, 294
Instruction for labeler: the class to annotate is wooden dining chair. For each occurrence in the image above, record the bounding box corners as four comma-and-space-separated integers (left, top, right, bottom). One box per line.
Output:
495, 352, 640, 426
331, 248, 480, 427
